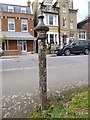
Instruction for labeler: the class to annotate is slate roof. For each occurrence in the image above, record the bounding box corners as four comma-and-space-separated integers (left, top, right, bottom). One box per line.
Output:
0, 31, 35, 40
0, 3, 31, 14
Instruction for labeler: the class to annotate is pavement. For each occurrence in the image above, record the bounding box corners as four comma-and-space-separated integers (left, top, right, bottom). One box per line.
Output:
0, 53, 41, 60
0, 55, 22, 59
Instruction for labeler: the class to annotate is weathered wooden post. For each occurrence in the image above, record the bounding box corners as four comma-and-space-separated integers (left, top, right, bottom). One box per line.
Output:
34, 15, 49, 110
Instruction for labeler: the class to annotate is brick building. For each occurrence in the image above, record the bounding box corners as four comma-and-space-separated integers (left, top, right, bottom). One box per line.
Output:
77, 1, 90, 41
77, 16, 90, 40
0, 1, 35, 56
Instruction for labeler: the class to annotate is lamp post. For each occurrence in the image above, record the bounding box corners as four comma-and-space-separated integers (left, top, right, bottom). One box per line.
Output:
34, 14, 49, 110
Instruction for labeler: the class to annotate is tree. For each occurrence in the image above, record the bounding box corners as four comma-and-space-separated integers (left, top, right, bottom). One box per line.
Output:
0, 35, 6, 46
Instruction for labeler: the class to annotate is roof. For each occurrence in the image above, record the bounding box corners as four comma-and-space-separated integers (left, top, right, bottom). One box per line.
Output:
0, 3, 31, 14
77, 16, 90, 24
0, 31, 35, 40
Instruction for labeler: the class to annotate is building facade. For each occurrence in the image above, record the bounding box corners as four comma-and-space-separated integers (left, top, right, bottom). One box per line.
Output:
59, 0, 78, 45
77, 29, 87, 40
32, 0, 78, 51
77, 1, 90, 41
0, 2, 35, 55
77, 16, 90, 40
32, 0, 59, 53
42, 0, 59, 47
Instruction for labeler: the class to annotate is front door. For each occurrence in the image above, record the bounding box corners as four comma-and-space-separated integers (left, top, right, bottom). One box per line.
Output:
63, 35, 67, 45
18, 41, 27, 53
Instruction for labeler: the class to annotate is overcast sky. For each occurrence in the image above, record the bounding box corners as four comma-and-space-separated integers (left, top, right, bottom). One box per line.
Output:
0, 0, 89, 23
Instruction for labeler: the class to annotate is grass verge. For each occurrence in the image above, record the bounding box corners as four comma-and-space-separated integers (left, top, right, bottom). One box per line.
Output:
28, 90, 88, 118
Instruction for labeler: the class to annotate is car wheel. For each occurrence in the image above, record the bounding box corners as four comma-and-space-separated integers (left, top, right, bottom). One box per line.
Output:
57, 54, 59, 56
64, 49, 70, 56
84, 49, 89, 55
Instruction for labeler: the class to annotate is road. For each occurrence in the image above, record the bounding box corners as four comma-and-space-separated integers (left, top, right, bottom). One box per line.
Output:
0, 54, 88, 96
0, 54, 88, 118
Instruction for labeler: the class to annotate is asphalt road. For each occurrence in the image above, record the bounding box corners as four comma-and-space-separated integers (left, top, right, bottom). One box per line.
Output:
0, 54, 88, 96
0, 54, 88, 118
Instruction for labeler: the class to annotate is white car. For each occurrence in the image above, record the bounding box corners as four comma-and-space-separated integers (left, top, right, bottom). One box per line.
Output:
0, 48, 4, 56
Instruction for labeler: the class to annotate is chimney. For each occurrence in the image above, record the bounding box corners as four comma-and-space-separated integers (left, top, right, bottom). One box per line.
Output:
27, 0, 31, 7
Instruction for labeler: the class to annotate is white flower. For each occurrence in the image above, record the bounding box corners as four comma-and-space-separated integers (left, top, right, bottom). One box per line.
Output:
3, 112, 10, 118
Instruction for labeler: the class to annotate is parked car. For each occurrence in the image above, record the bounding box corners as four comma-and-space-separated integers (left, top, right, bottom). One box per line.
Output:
87, 40, 90, 49
55, 40, 90, 56
0, 48, 4, 56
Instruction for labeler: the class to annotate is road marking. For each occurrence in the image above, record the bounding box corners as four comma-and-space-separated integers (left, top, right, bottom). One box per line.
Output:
0, 67, 38, 72
0, 59, 14, 61
0, 63, 87, 72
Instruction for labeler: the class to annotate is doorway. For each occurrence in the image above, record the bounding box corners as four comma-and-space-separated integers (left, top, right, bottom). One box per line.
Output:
18, 41, 27, 53
63, 35, 67, 45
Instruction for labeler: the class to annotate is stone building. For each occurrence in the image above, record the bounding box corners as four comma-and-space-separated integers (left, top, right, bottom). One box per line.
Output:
32, 0, 78, 50
0, 1, 35, 56
59, 0, 78, 45
32, 0, 59, 53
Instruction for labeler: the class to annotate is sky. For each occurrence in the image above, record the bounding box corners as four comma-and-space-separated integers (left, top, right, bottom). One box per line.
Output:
0, 0, 89, 23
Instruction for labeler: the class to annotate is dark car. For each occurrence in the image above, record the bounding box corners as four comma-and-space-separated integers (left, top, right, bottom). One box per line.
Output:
55, 40, 90, 56
87, 40, 90, 48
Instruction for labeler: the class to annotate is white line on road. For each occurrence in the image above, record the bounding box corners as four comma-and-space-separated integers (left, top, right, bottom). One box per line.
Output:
0, 59, 14, 61
0, 63, 87, 72
0, 67, 38, 72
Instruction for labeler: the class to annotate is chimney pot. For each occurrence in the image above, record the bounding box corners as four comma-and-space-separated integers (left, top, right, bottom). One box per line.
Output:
27, 0, 31, 7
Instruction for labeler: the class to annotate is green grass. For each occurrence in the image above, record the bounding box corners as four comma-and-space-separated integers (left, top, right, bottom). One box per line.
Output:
28, 90, 88, 118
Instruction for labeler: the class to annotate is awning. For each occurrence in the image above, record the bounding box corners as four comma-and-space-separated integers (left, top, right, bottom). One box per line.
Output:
0, 31, 35, 40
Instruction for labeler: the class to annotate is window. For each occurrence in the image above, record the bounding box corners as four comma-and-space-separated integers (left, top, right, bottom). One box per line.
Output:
62, 5, 67, 13
8, 18, 15, 31
21, 7, 26, 13
46, 14, 48, 25
72, 40, 79, 45
63, 17, 66, 28
45, 14, 58, 26
55, 34, 57, 44
0, 18, 1, 31
50, 34, 54, 44
47, 34, 48, 44
79, 31, 85, 39
79, 40, 87, 45
49, 15, 53, 25
47, 5, 51, 11
70, 20, 73, 29
54, 15, 58, 25
8, 6, 14, 12
70, 34, 74, 38
22, 19, 28, 32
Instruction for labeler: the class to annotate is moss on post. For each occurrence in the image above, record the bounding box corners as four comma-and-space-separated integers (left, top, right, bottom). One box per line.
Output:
34, 15, 49, 111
